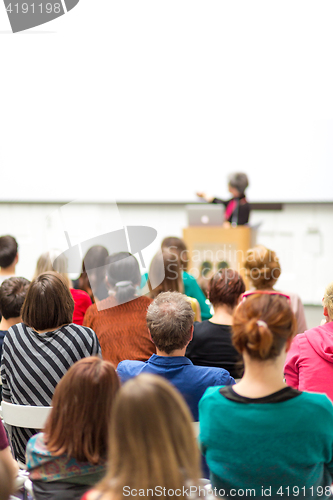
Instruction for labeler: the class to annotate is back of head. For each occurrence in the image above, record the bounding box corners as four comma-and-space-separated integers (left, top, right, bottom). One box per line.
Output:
227, 172, 249, 195
148, 249, 182, 299
146, 291, 194, 354
34, 250, 70, 287
232, 294, 296, 360
0, 235, 18, 269
323, 281, 333, 321
208, 269, 245, 309
0, 456, 14, 500
106, 252, 140, 305
244, 245, 281, 289
161, 236, 189, 271
21, 271, 74, 331
44, 357, 120, 464
0, 277, 30, 320
101, 374, 199, 496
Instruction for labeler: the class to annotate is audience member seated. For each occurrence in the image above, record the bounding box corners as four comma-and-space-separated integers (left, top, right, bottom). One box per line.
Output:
117, 291, 235, 421
199, 293, 333, 498
82, 374, 201, 500
186, 269, 245, 378
34, 250, 92, 325
26, 357, 120, 500
284, 281, 333, 401
84, 252, 155, 366
0, 420, 18, 491
1, 272, 101, 464
73, 245, 109, 302
244, 245, 307, 333
0, 236, 19, 286
148, 249, 201, 321
0, 277, 30, 360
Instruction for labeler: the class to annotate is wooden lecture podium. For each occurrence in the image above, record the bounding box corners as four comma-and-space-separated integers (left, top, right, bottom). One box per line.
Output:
183, 226, 256, 289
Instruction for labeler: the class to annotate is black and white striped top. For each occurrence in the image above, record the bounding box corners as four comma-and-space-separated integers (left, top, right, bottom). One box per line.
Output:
0, 322, 101, 462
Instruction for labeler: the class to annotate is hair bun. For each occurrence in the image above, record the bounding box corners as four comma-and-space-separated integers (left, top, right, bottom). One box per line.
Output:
244, 318, 273, 359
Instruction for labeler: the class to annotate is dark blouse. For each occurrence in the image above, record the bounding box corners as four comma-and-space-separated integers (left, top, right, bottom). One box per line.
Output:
186, 321, 243, 379
212, 195, 250, 225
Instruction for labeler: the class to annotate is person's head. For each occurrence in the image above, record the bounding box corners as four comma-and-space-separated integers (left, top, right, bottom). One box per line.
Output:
0, 455, 14, 500
0, 277, 30, 320
161, 237, 189, 271
323, 282, 333, 321
21, 272, 74, 331
244, 245, 281, 290
232, 293, 297, 361
146, 291, 194, 354
99, 374, 200, 497
44, 357, 120, 464
33, 250, 71, 288
208, 269, 245, 309
148, 249, 182, 299
0, 235, 18, 270
79, 245, 109, 300
227, 172, 249, 197
105, 252, 141, 305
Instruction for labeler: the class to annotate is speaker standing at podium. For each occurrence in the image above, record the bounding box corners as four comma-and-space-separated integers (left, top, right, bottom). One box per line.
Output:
197, 172, 250, 226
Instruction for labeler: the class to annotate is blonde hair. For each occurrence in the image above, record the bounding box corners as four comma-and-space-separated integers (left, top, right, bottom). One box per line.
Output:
33, 250, 71, 288
244, 245, 281, 289
98, 374, 200, 500
323, 282, 333, 320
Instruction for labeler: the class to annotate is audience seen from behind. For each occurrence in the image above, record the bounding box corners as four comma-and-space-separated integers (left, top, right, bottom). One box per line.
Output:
117, 291, 235, 421
244, 245, 307, 333
84, 252, 155, 367
0, 276, 30, 359
1, 271, 101, 463
0, 235, 19, 286
199, 293, 333, 498
161, 236, 212, 320
26, 357, 120, 500
148, 248, 201, 321
34, 250, 92, 325
73, 245, 109, 303
82, 374, 201, 500
186, 269, 245, 378
284, 281, 333, 401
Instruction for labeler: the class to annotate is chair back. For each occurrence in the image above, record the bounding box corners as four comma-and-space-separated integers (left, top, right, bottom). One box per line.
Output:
1, 401, 51, 429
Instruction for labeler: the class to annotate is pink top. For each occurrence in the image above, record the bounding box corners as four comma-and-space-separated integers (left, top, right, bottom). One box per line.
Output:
0, 420, 9, 451
284, 321, 333, 402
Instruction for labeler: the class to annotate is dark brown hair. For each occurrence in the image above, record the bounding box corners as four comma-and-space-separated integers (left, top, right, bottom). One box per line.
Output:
106, 252, 141, 304
98, 374, 200, 500
161, 237, 189, 271
78, 245, 109, 302
21, 272, 74, 331
244, 245, 281, 289
208, 269, 245, 308
0, 277, 30, 319
146, 291, 194, 354
0, 235, 18, 269
148, 249, 182, 299
44, 357, 120, 464
232, 294, 297, 360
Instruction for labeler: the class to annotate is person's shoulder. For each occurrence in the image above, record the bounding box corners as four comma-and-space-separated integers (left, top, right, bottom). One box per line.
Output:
117, 359, 145, 373
65, 323, 97, 338
295, 392, 333, 422
70, 288, 91, 302
199, 385, 224, 404
183, 272, 197, 283
191, 363, 233, 381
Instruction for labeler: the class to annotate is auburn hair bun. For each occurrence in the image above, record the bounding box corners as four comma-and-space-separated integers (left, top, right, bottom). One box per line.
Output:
243, 318, 273, 359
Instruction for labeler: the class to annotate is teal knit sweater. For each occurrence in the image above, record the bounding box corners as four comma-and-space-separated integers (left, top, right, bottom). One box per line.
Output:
199, 387, 333, 499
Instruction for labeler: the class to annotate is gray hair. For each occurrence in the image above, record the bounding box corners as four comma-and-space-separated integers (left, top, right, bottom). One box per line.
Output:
228, 172, 249, 194
146, 291, 194, 354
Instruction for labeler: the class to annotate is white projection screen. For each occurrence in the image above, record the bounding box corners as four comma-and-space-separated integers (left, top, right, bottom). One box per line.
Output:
1, 1, 333, 203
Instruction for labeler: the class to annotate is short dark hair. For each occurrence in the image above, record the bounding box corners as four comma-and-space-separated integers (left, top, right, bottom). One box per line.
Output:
0, 235, 18, 268
208, 269, 245, 308
146, 292, 194, 354
106, 252, 141, 305
0, 277, 30, 320
21, 272, 74, 331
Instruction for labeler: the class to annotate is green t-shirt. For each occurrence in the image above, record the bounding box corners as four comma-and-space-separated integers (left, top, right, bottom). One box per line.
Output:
199, 386, 333, 499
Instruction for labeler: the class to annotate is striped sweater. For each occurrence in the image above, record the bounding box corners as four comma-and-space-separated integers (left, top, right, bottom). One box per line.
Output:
0, 322, 101, 463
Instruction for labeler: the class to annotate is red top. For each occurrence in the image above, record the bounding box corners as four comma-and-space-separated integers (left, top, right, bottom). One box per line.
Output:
0, 420, 9, 451
70, 288, 92, 326
83, 295, 155, 367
